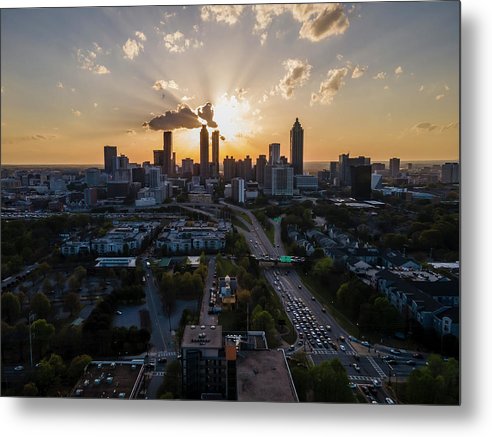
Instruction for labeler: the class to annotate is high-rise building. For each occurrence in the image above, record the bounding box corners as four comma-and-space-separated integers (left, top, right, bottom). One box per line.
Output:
350, 165, 372, 200
104, 145, 117, 175
339, 154, 371, 186
389, 157, 400, 178
329, 161, 339, 184
231, 178, 245, 204
290, 118, 304, 175
85, 168, 100, 187
172, 152, 176, 176
153, 150, 164, 167
223, 156, 236, 183
243, 156, 253, 181
149, 166, 162, 188
255, 155, 267, 185
372, 163, 386, 172
264, 165, 294, 197
200, 125, 209, 181
269, 143, 280, 165
182, 158, 194, 178
212, 130, 220, 177
163, 131, 173, 176
84, 187, 98, 207
441, 162, 460, 183
131, 167, 146, 185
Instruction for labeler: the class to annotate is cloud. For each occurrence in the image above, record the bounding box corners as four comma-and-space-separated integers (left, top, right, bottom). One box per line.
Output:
277, 58, 313, 99
143, 102, 218, 131
77, 48, 110, 74
293, 3, 350, 42
30, 134, 58, 141
181, 95, 195, 102
163, 31, 203, 53
220, 135, 226, 141
235, 88, 248, 100
57, 81, 64, 89
310, 67, 349, 105
351, 64, 367, 79
126, 129, 137, 135
123, 38, 144, 60
373, 72, 386, 80
152, 79, 180, 91
135, 31, 146, 41
394, 65, 403, 75
435, 94, 445, 101
94, 103, 98, 108
201, 5, 245, 25
412, 121, 459, 134
336, 54, 344, 61
71, 109, 81, 117
419, 85, 424, 92
252, 3, 349, 44
197, 102, 218, 128
384, 85, 390, 90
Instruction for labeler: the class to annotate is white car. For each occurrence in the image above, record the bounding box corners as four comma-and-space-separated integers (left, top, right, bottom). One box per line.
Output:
340, 345, 346, 351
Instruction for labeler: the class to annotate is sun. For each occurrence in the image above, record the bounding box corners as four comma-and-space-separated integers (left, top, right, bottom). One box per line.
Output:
213, 93, 254, 142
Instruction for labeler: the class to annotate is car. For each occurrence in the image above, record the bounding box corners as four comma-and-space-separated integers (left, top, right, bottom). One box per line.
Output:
361, 341, 370, 347
298, 285, 302, 289
311, 296, 315, 301
390, 349, 401, 355
321, 308, 326, 313
340, 345, 346, 351
353, 364, 361, 372
348, 383, 357, 389
412, 352, 423, 359
14, 365, 25, 371
405, 360, 416, 366
372, 379, 382, 388
115, 310, 122, 315
339, 335, 345, 342
385, 397, 395, 404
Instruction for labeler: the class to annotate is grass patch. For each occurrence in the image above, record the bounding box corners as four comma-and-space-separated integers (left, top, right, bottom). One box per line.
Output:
238, 211, 252, 225
231, 216, 249, 231
265, 225, 275, 245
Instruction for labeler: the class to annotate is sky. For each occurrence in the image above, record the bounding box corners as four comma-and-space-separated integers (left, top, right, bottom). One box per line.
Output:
0, 2, 460, 165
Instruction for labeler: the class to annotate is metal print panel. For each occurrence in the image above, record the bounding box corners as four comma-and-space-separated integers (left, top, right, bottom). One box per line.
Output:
0, 2, 460, 404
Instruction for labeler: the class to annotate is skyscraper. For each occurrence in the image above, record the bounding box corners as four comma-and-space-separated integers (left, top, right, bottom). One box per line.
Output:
441, 162, 460, 183
200, 125, 209, 181
223, 156, 236, 183
212, 130, 220, 177
389, 157, 400, 178
269, 143, 280, 165
290, 118, 304, 175
255, 155, 267, 185
231, 178, 245, 204
350, 165, 372, 200
163, 131, 173, 176
153, 150, 164, 167
104, 145, 117, 175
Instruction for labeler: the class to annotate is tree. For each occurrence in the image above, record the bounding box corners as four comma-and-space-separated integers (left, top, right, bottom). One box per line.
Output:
22, 382, 39, 397
309, 359, 354, 403
42, 278, 52, 293
67, 354, 92, 383
31, 319, 55, 358
312, 257, 334, 283
30, 292, 51, 319
38, 262, 51, 279
64, 292, 81, 316
1, 292, 21, 325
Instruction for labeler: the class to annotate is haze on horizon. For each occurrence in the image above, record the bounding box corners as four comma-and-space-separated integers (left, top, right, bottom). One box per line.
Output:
0, 2, 460, 165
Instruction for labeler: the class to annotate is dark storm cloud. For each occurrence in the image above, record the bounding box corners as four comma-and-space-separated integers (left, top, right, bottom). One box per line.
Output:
197, 102, 218, 128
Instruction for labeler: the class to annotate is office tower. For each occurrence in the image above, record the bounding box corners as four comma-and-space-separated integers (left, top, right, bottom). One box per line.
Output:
290, 118, 304, 175
193, 163, 201, 177
231, 178, 245, 204
372, 163, 386, 172
116, 154, 129, 170
200, 125, 209, 181
85, 168, 100, 187
255, 155, 267, 185
264, 165, 294, 197
172, 152, 176, 176
212, 130, 220, 177
149, 166, 162, 188
104, 145, 117, 175
441, 162, 460, 183
163, 131, 173, 175
153, 150, 164, 167
339, 153, 350, 186
269, 143, 280, 165
389, 157, 400, 178
84, 187, 98, 207
350, 165, 372, 199
182, 158, 194, 178
131, 167, 146, 185
279, 156, 288, 165
329, 161, 339, 184
223, 156, 236, 183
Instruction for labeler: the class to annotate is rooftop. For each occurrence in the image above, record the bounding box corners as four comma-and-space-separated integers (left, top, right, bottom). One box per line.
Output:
236, 350, 298, 402
71, 360, 144, 399
182, 324, 223, 349
95, 257, 137, 268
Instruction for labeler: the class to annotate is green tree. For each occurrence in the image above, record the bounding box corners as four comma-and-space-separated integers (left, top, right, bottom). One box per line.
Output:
1, 292, 21, 324
157, 360, 182, 398
309, 359, 354, 403
67, 354, 92, 383
31, 319, 55, 358
38, 262, 51, 279
312, 257, 334, 283
30, 292, 51, 319
64, 292, 81, 316
22, 382, 39, 397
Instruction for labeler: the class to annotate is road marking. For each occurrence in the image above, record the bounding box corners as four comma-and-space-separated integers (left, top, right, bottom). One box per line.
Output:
367, 356, 387, 378
348, 375, 378, 382
152, 371, 165, 377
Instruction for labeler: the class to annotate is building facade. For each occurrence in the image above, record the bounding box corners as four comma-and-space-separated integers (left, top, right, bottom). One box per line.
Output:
290, 118, 304, 175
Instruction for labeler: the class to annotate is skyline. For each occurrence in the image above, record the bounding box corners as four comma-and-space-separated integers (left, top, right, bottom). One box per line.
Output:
1, 2, 460, 165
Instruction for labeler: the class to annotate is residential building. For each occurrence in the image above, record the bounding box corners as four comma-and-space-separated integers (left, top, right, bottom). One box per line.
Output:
264, 165, 294, 197
441, 162, 460, 183
255, 154, 267, 185
389, 157, 400, 178
85, 168, 100, 187
223, 155, 236, 183
231, 177, 245, 204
